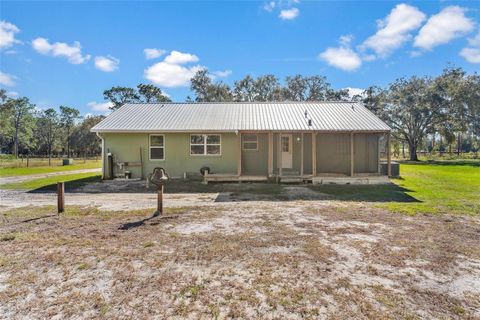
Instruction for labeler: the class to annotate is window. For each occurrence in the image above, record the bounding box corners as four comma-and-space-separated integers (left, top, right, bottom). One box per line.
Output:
242, 134, 258, 150
150, 135, 165, 160
190, 134, 221, 156
281, 136, 290, 152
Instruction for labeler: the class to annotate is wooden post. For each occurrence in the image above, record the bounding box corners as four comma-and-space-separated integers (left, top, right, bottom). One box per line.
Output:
237, 132, 242, 176
278, 133, 283, 177
387, 133, 391, 177
312, 133, 317, 176
139, 147, 144, 179
300, 133, 304, 176
57, 182, 65, 214
350, 132, 354, 177
157, 185, 164, 215
268, 132, 273, 177
26, 156, 29, 167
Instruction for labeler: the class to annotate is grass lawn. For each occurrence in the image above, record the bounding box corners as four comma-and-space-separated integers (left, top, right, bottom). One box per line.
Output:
0, 160, 101, 177
0, 172, 102, 190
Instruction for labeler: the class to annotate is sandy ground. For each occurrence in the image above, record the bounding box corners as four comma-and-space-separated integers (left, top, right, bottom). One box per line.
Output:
0, 168, 101, 185
1, 199, 479, 319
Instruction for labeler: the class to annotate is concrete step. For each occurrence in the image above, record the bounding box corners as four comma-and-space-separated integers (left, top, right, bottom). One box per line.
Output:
280, 177, 303, 184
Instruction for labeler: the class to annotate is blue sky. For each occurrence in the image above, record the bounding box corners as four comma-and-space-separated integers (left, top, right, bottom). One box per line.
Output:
1, 1, 479, 115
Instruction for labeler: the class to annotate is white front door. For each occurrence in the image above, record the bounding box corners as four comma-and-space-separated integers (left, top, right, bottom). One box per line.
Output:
281, 134, 293, 168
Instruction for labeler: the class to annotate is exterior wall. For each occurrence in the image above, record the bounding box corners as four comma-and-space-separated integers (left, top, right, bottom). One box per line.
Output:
316, 133, 350, 175
102, 132, 239, 178
241, 133, 268, 175
315, 133, 379, 175
302, 133, 313, 174
354, 133, 379, 173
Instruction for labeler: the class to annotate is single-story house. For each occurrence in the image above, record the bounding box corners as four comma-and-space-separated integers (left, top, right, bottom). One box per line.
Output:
91, 102, 392, 184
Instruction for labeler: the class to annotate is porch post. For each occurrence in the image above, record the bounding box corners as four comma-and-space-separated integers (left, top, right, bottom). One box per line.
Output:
312, 132, 317, 176
237, 132, 242, 176
350, 132, 354, 177
268, 132, 273, 177
387, 132, 391, 177
300, 132, 304, 176
278, 132, 283, 177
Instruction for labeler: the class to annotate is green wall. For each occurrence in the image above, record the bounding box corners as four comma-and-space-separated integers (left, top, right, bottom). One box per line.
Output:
242, 133, 268, 175
102, 132, 239, 178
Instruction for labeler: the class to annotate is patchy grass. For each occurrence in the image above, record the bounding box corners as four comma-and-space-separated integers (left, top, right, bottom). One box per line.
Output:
0, 159, 101, 177
1, 202, 479, 318
0, 172, 102, 190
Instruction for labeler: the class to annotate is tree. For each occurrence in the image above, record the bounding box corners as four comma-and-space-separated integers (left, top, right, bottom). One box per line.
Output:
6, 97, 35, 157
137, 84, 171, 103
190, 69, 233, 102
233, 75, 256, 101
70, 115, 104, 156
252, 75, 284, 101
382, 76, 445, 161
59, 105, 81, 157
36, 108, 60, 164
103, 86, 140, 110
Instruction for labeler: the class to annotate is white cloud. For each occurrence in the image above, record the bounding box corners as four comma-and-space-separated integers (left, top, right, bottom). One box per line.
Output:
361, 4, 426, 58
32, 37, 91, 64
163, 50, 199, 65
144, 48, 166, 59
414, 6, 474, 51
460, 31, 480, 64
0, 71, 16, 86
87, 101, 113, 113
145, 61, 203, 87
264, 1, 276, 12
344, 87, 366, 99
0, 21, 21, 50
212, 69, 232, 78
279, 8, 299, 20
94, 55, 119, 72
319, 45, 362, 71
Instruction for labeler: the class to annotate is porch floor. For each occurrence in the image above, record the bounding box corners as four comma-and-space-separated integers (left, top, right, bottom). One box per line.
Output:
203, 173, 389, 184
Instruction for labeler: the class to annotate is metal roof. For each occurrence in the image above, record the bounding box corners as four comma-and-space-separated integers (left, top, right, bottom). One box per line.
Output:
91, 102, 390, 133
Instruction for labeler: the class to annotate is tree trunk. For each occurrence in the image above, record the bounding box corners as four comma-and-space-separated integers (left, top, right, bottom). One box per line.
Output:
402, 141, 405, 159
457, 133, 461, 156
408, 142, 418, 161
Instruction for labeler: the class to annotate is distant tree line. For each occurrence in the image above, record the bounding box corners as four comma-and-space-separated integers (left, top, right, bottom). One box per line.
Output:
0, 90, 104, 159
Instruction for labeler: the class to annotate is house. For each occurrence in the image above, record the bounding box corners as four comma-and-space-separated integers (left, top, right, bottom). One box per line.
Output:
91, 102, 392, 184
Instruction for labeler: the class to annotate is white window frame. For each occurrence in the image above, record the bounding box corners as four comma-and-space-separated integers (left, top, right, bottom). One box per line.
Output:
242, 134, 258, 151
149, 134, 165, 161
190, 134, 222, 156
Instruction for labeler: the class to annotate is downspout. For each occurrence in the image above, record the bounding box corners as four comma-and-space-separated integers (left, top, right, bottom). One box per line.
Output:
96, 132, 105, 180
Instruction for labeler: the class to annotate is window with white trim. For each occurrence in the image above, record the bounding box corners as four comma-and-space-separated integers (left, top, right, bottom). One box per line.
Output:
150, 135, 165, 160
190, 134, 221, 156
242, 134, 258, 150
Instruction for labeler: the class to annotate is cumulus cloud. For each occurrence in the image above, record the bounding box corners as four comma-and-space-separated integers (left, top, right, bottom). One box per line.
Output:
87, 101, 114, 113
361, 4, 426, 58
263, 1, 276, 12
319, 36, 362, 71
163, 50, 199, 65
145, 62, 203, 87
279, 8, 299, 20
460, 31, 480, 64
0, 71, 16, 86
32, 37, 91, 64
414, 6, 474, 51
344, 87, 366, 99
94, 55, 119, 72
144, 48, 166, 59
0, 21, 21, 50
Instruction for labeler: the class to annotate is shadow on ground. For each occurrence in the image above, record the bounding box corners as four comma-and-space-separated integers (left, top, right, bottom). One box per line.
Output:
28, 176, 419, 203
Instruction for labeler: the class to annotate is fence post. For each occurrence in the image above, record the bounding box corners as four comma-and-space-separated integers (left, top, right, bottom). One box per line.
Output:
57, 182, 65, 214
157, 185, 164, 216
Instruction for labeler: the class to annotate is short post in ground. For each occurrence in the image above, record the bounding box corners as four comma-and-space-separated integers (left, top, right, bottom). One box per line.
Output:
149, 167, 170, 217
57, 182, 65, 214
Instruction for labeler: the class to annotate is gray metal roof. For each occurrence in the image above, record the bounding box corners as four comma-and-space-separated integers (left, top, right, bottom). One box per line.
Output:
91, 102, 390, 133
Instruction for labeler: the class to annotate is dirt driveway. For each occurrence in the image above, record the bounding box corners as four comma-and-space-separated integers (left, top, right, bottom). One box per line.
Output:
1, 199, 479, 319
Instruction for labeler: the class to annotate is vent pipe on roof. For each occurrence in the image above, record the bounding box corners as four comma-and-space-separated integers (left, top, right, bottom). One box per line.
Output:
304, 110, 308, 118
